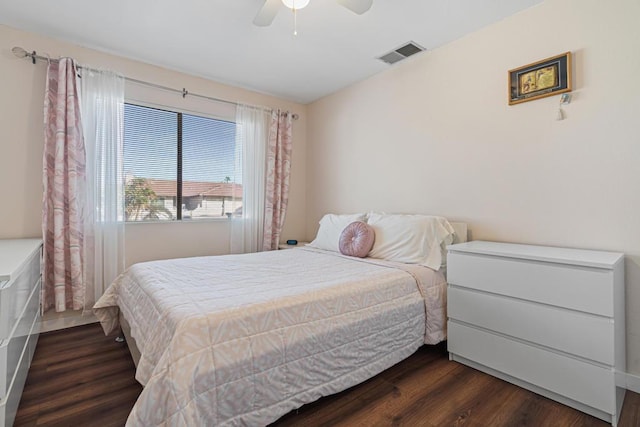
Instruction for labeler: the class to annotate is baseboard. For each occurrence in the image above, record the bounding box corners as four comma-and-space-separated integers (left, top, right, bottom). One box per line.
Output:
39, 310, 99, 333
627, 372, 640, 393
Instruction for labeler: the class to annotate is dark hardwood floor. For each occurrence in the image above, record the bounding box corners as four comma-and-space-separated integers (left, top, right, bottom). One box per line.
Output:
14, 323, 640, 426
14, 323, 142, 427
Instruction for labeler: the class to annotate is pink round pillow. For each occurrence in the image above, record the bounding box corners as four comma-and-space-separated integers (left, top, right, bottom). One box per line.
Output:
339, 221, 375, 258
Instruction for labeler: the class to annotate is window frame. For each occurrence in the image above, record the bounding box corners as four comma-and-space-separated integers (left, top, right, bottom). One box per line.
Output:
123, 100, 237, 223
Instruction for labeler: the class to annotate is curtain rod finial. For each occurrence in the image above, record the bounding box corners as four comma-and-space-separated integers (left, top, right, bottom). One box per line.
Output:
11, 46, 28, 59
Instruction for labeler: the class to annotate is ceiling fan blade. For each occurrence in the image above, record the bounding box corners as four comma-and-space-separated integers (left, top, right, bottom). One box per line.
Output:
253, 0, 281, 26
337, 0, 373, 14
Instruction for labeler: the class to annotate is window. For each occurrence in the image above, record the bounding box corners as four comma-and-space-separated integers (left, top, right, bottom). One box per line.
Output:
124, 103, 240, 222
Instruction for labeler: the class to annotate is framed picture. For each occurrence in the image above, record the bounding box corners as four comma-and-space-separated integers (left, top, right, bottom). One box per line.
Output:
508, 52, 572, 105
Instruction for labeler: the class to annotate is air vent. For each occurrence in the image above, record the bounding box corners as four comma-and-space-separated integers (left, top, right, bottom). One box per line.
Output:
377, 41, 425, 65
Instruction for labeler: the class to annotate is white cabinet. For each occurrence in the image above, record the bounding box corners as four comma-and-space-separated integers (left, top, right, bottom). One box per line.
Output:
0, 239, 42, 427
447, 241, 625, 426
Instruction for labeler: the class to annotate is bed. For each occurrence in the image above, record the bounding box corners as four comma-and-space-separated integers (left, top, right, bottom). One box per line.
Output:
94, 216, 467, 426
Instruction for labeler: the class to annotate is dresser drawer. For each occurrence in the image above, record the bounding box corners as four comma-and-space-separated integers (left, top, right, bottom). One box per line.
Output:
448, 286, 614, 365
447, 252, 613, 316
0, 248, 41, 341
0, 319, 39, 427
448, 321, 615, 413
0, 278, 41, 400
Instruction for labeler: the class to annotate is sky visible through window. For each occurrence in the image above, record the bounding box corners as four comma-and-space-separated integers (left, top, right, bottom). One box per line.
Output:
124, 104, 237, 183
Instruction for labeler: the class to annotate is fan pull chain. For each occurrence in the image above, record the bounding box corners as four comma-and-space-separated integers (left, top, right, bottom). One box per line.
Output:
293, 7, 298, 36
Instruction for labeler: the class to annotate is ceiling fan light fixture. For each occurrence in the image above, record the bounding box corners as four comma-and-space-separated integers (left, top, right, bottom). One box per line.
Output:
282, 0, 310, 10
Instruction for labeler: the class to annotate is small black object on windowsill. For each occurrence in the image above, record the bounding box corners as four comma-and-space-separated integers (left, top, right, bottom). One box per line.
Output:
286, 239, 298, 246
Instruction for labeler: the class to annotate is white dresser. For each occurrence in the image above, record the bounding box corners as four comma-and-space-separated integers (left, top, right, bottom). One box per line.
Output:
446, 241, 625, 426
0, 239, 42, 427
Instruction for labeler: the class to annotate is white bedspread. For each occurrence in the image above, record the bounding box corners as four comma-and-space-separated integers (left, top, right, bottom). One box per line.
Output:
94, 248, 447, 426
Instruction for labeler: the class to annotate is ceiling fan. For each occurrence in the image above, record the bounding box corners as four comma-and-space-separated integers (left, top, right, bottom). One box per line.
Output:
253, 0, 373, 27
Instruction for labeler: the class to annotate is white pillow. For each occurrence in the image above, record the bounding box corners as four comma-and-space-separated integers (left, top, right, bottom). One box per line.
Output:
367, 213, 455, 270
308, 213, 367, 252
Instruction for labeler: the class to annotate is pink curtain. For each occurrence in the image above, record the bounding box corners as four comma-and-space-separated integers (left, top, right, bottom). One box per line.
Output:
262, 110, 293, 251
42, 58, 86, 312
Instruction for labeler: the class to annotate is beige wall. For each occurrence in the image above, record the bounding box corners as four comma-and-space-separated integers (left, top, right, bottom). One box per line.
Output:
307, 0, 640, 374
0, 24, 307, 266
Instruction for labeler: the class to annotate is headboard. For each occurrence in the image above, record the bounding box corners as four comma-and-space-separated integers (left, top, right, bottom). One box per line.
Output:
450, 222, 468, 244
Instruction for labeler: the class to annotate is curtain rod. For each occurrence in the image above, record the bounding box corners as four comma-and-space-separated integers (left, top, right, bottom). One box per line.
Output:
11, 46, 299, 120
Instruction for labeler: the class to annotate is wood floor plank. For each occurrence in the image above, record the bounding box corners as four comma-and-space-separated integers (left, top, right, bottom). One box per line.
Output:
14, 323, 640, 427
619, 390, 640, 426
14, 324, 141, 427
351, 360, 469, 426
274, 374, 399, 426
386, 363, 497, 426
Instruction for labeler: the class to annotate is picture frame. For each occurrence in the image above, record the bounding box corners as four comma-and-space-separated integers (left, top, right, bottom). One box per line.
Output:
508, 52, 572, 105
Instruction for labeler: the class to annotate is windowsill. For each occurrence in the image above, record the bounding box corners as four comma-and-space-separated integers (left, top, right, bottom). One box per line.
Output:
124, 217, 232, 225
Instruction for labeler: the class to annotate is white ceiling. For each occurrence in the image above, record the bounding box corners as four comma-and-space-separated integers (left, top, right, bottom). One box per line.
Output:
0, 0, 542, 104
